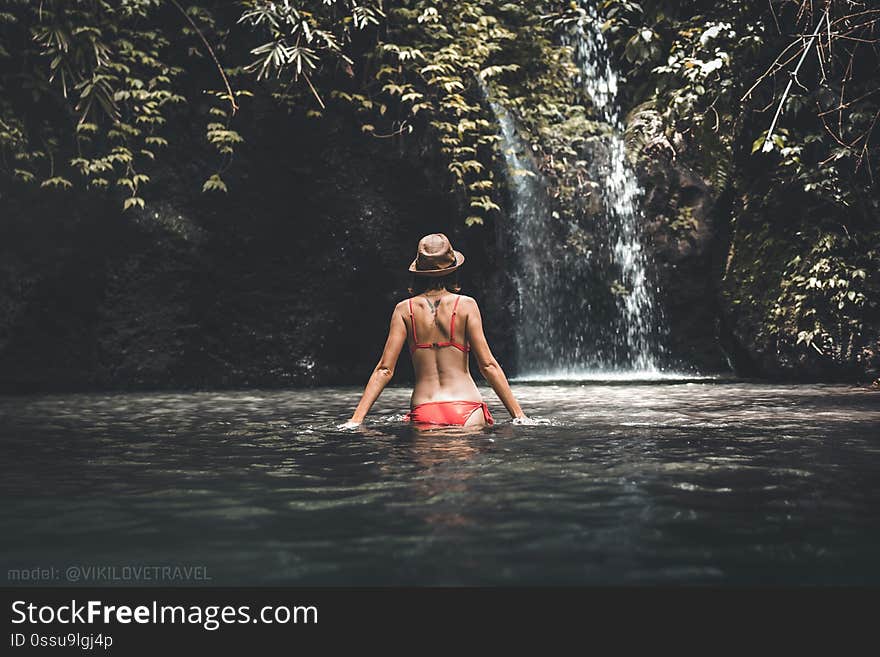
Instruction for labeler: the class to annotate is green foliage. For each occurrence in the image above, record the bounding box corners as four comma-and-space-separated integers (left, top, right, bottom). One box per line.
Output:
238, 0, 383, 85
567, 0, 880, 376
316, 1, 580, 225
0, 0, 188, 207
591, 0, 880, 210
201, 172, 227, 193
770, 229, 879, 364
0, 0, 381, 209
724, 214, 880, 375
0, 1, 593, 224
356, 1, 525, 224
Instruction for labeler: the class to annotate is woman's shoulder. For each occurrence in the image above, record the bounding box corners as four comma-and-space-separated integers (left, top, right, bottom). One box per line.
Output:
455, 294, 478, 308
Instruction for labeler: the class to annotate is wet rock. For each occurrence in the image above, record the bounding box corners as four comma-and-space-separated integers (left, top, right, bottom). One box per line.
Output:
625, 103, 729, 372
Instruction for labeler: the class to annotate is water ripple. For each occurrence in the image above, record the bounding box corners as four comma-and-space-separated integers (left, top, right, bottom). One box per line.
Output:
0, 381, 878, 585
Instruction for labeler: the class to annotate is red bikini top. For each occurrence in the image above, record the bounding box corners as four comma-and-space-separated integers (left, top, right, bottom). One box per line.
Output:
408, 294, 470, 354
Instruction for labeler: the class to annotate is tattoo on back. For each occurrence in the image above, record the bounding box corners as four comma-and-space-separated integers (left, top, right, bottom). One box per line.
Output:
431, 297, 442, 327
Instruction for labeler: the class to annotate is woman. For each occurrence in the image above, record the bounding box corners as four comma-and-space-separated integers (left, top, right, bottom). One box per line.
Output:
343, 233, 528, 428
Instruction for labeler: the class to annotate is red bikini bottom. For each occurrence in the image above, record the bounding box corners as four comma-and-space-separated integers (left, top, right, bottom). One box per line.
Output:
405, 400, 495, 427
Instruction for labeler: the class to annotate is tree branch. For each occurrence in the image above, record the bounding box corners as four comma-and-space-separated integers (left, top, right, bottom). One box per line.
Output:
169, 0, 238, 114
760, 7, 829, 152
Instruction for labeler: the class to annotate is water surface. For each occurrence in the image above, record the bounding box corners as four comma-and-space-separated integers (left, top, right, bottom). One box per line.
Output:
1, 382, 878, 585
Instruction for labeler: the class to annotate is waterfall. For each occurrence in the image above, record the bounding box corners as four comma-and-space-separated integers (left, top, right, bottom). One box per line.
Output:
566, 1, 665, 373
492, 2, 668, 379
491, 101, 571, 371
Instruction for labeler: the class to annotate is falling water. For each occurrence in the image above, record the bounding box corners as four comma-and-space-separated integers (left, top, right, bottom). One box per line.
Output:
491, 101, 569, 371
493, 2, 666, 378
566, 1, 665, 372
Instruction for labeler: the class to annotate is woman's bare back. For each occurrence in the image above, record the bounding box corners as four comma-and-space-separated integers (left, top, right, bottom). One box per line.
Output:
345, 281, 526, 427
403, 293, 483, 408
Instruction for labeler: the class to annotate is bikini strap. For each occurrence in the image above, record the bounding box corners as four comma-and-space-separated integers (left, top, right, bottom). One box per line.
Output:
408, 297, 418, 344
450, 294, 461, 343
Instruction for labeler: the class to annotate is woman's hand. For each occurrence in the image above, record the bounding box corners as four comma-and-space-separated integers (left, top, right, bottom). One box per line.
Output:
345, 306, 407, 428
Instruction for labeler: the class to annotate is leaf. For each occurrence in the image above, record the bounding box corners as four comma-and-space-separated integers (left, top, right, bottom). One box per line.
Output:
123, 197, 145, 211
202, 174, 228, 193
469, 195, 500, 212
40, 176, 72, 189
751, 135, 766, 154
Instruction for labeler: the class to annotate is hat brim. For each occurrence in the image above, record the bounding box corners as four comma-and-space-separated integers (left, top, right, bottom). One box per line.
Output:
408, 250, 465, 276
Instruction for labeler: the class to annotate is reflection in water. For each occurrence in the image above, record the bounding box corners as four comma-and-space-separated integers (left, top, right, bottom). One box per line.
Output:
0, 382, 879, 585
395, 431, 490, 531
403, 431, 487, 468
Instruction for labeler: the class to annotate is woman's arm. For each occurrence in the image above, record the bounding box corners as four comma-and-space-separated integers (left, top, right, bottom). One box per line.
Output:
345, 303, 408, 426
465, 297, 527, 420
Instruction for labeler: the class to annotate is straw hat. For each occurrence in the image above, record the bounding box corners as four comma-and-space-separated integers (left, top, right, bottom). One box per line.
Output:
408, 233, 465, 276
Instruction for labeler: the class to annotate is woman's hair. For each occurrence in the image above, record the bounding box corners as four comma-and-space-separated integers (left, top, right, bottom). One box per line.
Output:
407, 271, 461, 295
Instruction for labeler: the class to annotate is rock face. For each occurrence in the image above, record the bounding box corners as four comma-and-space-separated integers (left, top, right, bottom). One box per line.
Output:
0, 111, 509, 392
643, 157, 730, 373
622, 104, 731, 374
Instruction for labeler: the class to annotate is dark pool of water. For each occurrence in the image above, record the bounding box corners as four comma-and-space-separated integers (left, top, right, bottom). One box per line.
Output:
1, 382, 878, 585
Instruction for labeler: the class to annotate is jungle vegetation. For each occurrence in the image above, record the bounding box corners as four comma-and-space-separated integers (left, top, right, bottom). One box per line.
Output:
0, 0, 877, 379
